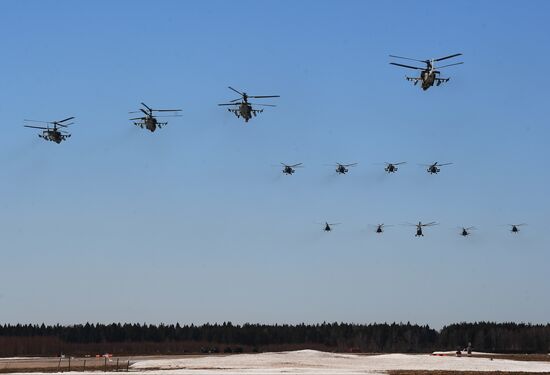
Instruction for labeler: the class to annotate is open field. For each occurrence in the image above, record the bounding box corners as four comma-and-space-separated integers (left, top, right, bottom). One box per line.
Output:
1, 350, 550, 374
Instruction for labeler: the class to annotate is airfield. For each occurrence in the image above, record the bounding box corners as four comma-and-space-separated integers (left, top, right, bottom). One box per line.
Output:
2, 350, 550, 375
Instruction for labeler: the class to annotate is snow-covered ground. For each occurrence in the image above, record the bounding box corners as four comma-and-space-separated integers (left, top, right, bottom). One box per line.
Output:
128, 349, 550, 374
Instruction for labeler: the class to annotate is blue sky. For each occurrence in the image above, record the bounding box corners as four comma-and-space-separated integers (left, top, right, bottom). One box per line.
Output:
0, 0, 549, 328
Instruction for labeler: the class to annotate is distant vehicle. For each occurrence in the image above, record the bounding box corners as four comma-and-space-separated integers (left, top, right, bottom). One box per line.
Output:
422, 162, 453, 175
390, 53, 463, 90
374, 223, 393, 234
509, 224, 526, 233
129, 102, 182, 132
384, 162, 406, 173
322, 222, 340, 232
460, 226, 476, 236
407, 221, 438, 237
218, 86, 279, 123
332, 162, 357, 175
281, 163, 303, 175
24, 117, 75, 144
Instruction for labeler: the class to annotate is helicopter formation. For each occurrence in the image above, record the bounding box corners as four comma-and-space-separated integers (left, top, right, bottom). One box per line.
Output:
279, 161, 452, 175
21, 53, 462, 143
18, 52, 527, 239
318, 222, 527, 237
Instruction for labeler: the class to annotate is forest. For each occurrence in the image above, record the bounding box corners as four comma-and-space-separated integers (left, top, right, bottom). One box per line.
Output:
0, 322, 549, 357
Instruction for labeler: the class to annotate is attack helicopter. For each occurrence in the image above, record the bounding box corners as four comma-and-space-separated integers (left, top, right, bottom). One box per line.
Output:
509, 224, 526, 233
389, 53, 463, 90
384, 162, 406, 173
333, 162, 357, 175
423, 162, 453, 175
24, 117, 75, 144
129, 102, 182, 132
460, 226, 476, 236
218, 87, 279, 123
322, 222, 340, 232
281, 163, 303, 175
374, 224, 393, 234
407, 221, 438, 237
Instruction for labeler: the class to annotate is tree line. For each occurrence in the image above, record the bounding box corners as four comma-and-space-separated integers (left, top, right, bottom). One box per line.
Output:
0, 322, 549, 356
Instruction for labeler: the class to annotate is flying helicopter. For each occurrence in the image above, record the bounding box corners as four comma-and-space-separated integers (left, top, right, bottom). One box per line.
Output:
374, 224, 393, 234
333, 162, 357, 175
322, 222, 340, 232
384, 162, 406, 173
509, 224, 526, 233
24, 117, 75, 144
129, 102, 182, 132
218, 86, 279, 123
460, 226, 476, 237
406, 221, 438, 237
422, 162, 453, 175
281, 163, 303, 175
389, 53, 463, 90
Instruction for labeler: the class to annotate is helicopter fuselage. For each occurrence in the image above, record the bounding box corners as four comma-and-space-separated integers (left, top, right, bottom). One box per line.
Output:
416, 227, 424, 237
385, 164, 397, 173
336, 166, 348, 174
428, 166, 440, 174
283, 166, 295, 175
39, 129, 65, 144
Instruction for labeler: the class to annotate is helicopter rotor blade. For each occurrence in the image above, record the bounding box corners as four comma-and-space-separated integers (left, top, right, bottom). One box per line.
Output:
153, 109, 182, 112
228, 86, 244, 96
393, 162, 407, 165
57, 116, 75, 123
24, 125, 48, 130
218, 103, 237, 106
289, 163, 303, 168
249, 95, 280, 99
249, 103, 276, 107
389, 55, 427, 63
437, 62, 464, 69
438, 163, 453, 166
433, 53, 462, 62
389, 62, 424, 70
141, 102, 152, 111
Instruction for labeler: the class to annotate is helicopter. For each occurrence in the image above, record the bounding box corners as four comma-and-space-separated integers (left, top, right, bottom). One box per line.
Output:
389, 53, 463, 90
333, 162, 357, 175
24, 117, 75, 144
281, 163, 303, 175
407, 221, 438, 237
322, 222, 340, 232
129, 102, 182, 132
218, 86, 279, 123
384, 162, 406, 173
460, 226, 476, 236
509, 224, 526, 233
423, 162, 452, 175
374, 224, 393, 234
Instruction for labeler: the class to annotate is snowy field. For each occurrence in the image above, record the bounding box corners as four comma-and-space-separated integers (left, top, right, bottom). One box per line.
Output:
4, 350, 550, 375
128, 350, 550, 375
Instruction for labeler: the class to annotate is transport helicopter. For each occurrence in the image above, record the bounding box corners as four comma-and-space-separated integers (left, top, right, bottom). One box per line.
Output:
129, 102, 182, 132
24, 117, 75, 144
332, 162, 357, 175
281, 163, 303, 175
321, 222, 340, 232
509, 224, 526, 233
406, 221, 438, 237
460, 226, 476, 236
389, 53, 463, 90
218, 86, 279, 123
422, 162, 452, 175
384, 162, 406, 173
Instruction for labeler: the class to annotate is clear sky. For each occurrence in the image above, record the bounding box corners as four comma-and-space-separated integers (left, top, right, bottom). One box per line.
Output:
0, 0, 549, 329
